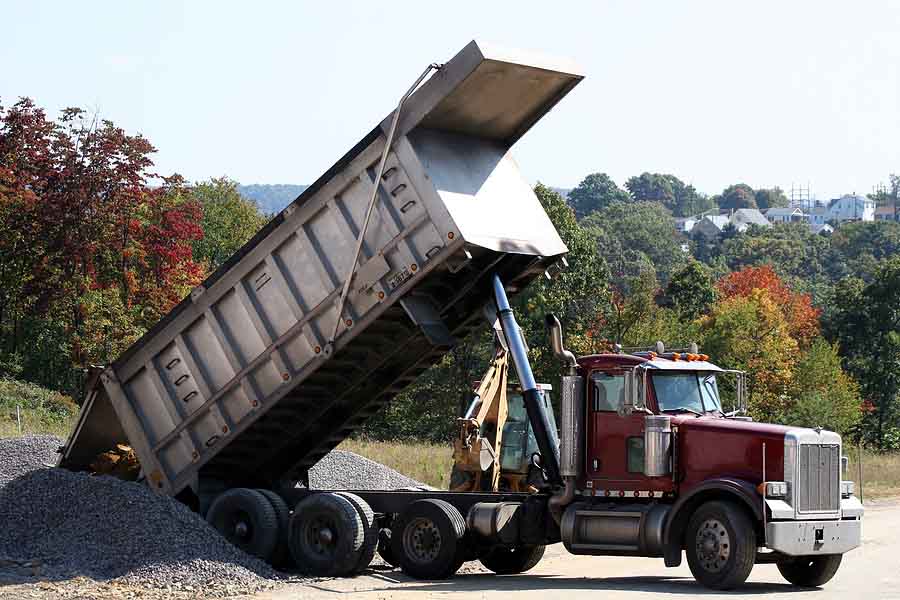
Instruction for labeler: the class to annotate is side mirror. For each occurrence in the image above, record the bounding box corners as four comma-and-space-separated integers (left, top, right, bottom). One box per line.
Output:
620, 368, 646, 416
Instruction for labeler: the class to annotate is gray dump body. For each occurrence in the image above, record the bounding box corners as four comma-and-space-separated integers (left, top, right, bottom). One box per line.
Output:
60, 40, 582, 497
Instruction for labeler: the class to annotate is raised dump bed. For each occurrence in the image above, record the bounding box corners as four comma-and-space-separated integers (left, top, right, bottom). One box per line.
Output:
60, 40, 583, 498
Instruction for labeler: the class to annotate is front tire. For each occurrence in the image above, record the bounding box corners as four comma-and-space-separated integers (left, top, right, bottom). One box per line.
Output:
480, 545, 545, 575
777, 555, 842, 587
685, 501, 756, 590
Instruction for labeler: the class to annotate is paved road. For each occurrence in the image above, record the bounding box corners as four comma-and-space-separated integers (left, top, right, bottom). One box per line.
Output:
255, 499, 900, 600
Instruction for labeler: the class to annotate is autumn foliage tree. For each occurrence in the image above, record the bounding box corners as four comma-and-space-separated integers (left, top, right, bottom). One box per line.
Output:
716, 265, 820, 346
0, 98, 204, 394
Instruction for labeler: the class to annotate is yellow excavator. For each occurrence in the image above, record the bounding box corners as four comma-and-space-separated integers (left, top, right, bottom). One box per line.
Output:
449, 347, 558, 493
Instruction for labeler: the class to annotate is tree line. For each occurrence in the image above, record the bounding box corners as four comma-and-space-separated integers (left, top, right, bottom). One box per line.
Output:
2, 100, 899, 449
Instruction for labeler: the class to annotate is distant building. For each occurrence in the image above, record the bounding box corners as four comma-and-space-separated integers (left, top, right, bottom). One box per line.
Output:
690, 209, 769, 238
730, 208, 771, 232
764, 207, 805, 224
810, 223, 834, 235
692, 214, 730, 238
826, 194, 875, 222
807, 206, 829, 226
875, 205, 899, 222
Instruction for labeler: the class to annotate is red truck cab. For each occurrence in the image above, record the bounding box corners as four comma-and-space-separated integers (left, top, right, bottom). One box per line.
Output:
560, 348, 863, 588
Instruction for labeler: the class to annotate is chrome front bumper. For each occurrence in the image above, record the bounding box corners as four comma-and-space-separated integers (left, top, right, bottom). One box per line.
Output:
766, 518, 861, 556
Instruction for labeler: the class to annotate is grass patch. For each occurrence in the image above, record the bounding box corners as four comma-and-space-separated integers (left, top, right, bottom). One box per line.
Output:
0, 377, 78, 438
847, 447, 900, 500
339, 438, 454, 489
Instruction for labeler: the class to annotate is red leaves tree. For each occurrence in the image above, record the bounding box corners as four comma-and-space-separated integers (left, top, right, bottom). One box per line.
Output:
716, 265, 820, 346
0, 98, 204, 392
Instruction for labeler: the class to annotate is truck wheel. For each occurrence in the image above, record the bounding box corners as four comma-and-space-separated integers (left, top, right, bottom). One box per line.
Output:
685, 501, 756, 590
378, 527, 401, 567
206, 488, 279, 561
336, 492, 378, 573
777, 555, 842, 587
256, 489, 292, 568
288, 492, 364, 576
480, 545, 545, 575
391, 499, 466, 579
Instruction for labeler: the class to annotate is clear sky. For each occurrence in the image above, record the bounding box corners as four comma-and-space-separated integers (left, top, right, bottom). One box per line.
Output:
2, 1, 898, 201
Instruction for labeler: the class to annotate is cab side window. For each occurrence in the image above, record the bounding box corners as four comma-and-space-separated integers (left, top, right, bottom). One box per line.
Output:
592, 372, 624, 412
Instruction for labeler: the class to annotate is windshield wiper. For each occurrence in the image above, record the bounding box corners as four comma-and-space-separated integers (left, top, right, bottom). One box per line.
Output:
662, 407, 703, 417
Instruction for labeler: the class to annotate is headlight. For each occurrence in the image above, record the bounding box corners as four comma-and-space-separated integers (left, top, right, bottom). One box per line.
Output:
760, 481, 788, 498
841, 480, 855, 497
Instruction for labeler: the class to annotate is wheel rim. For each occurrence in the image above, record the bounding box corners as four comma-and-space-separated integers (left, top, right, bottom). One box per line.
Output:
695, 517, 731, 573
403, 517, 442, 565
304, 514, 339, 558
226, 509, 253, 545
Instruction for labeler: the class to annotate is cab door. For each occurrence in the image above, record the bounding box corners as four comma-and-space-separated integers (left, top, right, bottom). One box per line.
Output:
585, 369, 651, 490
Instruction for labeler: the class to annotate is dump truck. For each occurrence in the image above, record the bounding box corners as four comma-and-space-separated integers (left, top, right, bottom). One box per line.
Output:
59, 41, 862, 590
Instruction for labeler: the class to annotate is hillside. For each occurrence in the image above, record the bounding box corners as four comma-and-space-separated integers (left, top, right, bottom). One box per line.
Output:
237, 184, 308, 215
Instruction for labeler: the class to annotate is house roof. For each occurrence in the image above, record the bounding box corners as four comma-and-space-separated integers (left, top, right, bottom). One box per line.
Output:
765, 207, 802, 217
704, 215, 729, 228
731, 208, 770, 228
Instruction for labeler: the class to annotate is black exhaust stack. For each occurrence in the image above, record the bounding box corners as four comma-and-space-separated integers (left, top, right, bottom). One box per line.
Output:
491, 275, 562, 486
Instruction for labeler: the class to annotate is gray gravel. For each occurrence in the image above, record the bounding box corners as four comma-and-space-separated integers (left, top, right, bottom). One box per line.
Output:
0, 434, 62, 487
310, 449, 428, 490
0, 436, 427, 596
0, 467, 284, 596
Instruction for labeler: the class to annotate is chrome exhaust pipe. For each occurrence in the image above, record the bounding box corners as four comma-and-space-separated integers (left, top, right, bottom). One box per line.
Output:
545, 314, 577, 375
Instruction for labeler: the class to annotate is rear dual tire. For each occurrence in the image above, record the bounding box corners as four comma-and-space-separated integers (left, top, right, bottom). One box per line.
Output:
206, 488, 280, 561
390, 499, 466, 579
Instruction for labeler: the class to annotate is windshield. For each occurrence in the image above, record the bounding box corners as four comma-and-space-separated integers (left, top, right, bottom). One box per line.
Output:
652, 372, 723, 414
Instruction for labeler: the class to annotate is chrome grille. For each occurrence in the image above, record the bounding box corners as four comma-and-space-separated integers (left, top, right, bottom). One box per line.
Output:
798, 443, 840, 512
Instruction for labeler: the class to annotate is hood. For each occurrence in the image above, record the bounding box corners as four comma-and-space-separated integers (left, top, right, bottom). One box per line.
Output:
672, 415, 794, 438
674, 416, 791, 485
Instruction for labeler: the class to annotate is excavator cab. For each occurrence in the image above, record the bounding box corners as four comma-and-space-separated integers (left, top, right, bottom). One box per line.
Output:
499, 385, 558, 482
449, 347, 559, 493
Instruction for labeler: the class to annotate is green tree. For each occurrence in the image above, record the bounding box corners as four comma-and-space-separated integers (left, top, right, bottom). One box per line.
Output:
717, 183, 758, 210
625, 172, 712, 217
786, 338, 860, 434
754, 187, 789, 210
663, 260, 716, 320
192, 177, 268, 271
829, 221, 900, 282
567, 172, 630, 220
824, 261, 900, 448
583, 201, 687, 287
519, 184, 611, 381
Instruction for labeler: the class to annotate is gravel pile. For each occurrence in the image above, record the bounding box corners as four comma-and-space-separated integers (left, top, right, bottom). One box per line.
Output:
0, 467, 283, 596
0, 436, 427, 596
310, 449, 428, 490
0, 434, 62, 487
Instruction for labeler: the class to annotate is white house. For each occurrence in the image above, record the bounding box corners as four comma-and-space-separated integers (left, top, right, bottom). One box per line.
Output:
765, 207, 805, 224
827, 194, 875, 222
